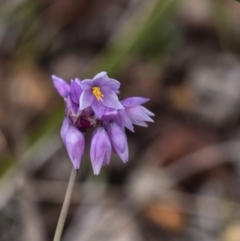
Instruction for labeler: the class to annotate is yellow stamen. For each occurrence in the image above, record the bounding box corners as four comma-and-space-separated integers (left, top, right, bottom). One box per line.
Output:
92, 86, 104, 101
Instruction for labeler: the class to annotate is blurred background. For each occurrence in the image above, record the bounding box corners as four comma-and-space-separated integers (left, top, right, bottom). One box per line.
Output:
1, 0, 240, 240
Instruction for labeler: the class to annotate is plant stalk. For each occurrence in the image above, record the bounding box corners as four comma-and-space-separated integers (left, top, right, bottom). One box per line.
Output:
53, 168, 78, 241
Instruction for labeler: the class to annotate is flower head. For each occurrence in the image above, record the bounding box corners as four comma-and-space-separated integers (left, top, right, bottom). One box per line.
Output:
79, 72, 124, 118
52, 72, 154, 174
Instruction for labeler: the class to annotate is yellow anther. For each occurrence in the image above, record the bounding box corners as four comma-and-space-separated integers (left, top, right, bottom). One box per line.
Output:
92, 86, 104, 101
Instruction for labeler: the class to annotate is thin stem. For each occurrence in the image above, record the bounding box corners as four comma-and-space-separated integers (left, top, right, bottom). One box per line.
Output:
53, 168, 78, 241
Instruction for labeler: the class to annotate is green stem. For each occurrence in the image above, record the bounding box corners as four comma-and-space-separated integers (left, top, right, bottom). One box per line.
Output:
53, 168, 78, 241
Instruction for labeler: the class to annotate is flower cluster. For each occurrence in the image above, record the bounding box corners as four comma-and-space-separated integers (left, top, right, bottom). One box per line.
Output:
52, 72, 154, 175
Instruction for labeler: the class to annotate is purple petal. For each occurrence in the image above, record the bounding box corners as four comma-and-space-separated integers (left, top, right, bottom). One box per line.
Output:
112, 114, 124, 130
91, 99, 105, 118
121, 97, 149, 107
103, 145, 112, 166
90, 127, 112, 175
101, 107, 118, 120
65, 96, 78, 115
126, 106, 154, 123
74, 78, 81, 85
140, 106, 155, 116
70, 80, 82, 104
79, 89, 94, 110
118, 145, 128, 163
132, 120, 148, 127
52, 75, 70, 97
60, 117, 69, 143
117, 109, 134, 132
93, 71, 107, 80
65, 125, 85, 169
101, 88, 124, 109
107, 122, 128, 163
92, 72, 109, 86
81, 79, 93, 90
103, 79, 120, 91
139, 106, 155, 116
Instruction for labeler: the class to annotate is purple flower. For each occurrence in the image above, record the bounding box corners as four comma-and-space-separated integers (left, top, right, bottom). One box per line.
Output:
90, 126, 112, 175
107, 121, 128, 163
117, 97, 154, 130
79, 72, 124, 118
52, 75, 82, 104
52, 75, 70, 97
60, 118, 85, 169
52, 72, 154, 174
70, 78, 82, 104
113, 109, 134, 132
